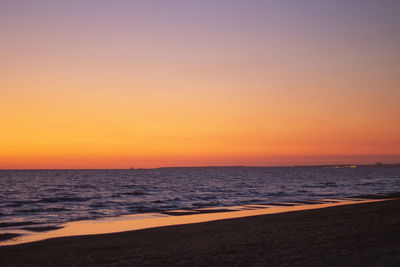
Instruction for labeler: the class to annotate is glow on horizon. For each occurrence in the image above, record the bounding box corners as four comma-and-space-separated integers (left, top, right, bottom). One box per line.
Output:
1, 1, 399, 169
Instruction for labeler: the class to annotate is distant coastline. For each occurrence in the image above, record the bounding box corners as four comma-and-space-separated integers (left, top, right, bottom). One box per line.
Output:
1, 162, 400, 171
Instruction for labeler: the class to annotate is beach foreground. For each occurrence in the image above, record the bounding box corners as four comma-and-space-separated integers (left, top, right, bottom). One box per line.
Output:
1, 199, 399, 266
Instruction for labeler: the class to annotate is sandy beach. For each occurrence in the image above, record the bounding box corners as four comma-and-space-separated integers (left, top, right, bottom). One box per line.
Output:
1, 198, 399, 266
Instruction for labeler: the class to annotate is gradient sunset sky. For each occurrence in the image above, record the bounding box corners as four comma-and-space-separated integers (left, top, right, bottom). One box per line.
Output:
1, 0, 399, 169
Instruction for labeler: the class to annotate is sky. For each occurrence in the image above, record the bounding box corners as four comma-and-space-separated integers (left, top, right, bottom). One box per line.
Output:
1, 0, 399, 168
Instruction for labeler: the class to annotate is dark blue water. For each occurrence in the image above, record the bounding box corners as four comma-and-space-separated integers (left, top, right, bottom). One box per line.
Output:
1, 166, 399, 227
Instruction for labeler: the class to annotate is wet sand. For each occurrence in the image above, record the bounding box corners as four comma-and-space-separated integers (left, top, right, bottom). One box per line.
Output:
1, 198, 399, 266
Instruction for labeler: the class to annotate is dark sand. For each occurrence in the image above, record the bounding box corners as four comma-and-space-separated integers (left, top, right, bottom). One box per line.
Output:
1, 199, 399, 266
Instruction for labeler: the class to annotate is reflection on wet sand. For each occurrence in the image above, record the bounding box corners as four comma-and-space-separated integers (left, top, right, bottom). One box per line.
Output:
0, 198, 391, 246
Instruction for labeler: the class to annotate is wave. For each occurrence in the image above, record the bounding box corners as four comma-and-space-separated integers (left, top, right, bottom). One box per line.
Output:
38, 197, 91, 203
0, 221, 37, 228
356, 182, 380, 186
21, 225, 63, 232
121, 191, 148, 196
128, 206, 162, 213
192, 201, 220, 207
265, 192, 288, 197
17, 207, 69, 213
2, 203, 24, 208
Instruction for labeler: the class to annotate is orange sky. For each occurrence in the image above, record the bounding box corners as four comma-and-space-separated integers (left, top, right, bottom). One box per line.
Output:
1, 1, 399, 168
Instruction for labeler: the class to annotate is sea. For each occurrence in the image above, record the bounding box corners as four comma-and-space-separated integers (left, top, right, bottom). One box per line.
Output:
1, 166, 400, 229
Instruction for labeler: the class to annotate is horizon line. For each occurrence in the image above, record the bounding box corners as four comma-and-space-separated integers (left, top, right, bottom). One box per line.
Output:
1, 162, 399, 171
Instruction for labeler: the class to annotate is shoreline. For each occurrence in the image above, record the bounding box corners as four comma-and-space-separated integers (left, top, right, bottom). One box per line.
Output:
0, 198, 399, 266
1, 194, 398, 246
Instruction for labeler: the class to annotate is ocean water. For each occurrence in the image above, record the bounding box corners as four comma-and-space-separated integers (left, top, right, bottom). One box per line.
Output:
1, 166, 400, 228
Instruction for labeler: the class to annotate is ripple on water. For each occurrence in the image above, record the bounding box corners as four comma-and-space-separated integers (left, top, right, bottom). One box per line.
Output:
0, 167, 399, 227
